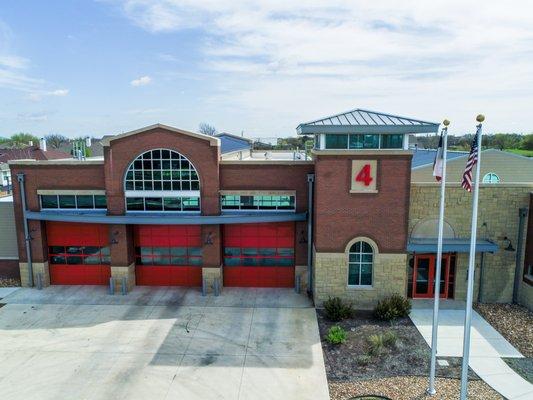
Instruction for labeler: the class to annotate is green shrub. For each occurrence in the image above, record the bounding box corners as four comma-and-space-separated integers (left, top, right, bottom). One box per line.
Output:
356, 354, 372, 366
326, 325, 347, 345
367, 333, 384, 356
382, 330, 398, 347
373, 294, 411, 321
323, 297, 355, 321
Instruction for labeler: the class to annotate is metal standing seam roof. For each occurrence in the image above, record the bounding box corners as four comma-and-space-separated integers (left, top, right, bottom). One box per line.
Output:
296, 108, 440, 135
407, 238, 499, 253
411, 149, 469, 168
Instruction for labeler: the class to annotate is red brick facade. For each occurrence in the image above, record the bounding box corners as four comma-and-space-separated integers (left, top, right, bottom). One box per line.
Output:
313, 154, 412, 253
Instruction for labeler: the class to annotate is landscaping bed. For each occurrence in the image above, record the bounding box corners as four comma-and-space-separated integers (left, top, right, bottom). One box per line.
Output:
0, 277, 20, 287
317, 309, 477, 381
317, 296, 495, 400
474, 303, 533, 357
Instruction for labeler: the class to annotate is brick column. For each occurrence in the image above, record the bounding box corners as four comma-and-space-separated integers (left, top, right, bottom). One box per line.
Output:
20, 220, 50, 287
109, 224, 135, 292
201, 224, 222, 292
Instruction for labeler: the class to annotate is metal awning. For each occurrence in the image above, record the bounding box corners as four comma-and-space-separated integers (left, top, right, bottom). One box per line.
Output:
26, 211, 307, 225
296, 108, 439, 135
407, 238, 499, 253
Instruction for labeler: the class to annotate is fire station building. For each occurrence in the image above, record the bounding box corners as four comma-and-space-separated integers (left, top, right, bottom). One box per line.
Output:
8, 109, 533, 309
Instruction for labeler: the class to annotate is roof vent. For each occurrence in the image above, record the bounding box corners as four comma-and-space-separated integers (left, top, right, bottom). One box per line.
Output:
39, 138, 47, 152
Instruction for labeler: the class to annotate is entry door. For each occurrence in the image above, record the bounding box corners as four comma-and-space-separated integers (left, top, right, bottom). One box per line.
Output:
412, 254, 450, 299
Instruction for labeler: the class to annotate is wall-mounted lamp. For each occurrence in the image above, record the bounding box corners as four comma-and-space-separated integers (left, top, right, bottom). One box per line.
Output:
204, 232, 214, 245
503, 236, 515, 252
110, 231, 120, 245
298, 230, 307, 244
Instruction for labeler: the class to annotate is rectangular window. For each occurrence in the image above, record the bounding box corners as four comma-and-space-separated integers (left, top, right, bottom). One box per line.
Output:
325, 133, 405, 150
221, 195, 296, 211
325, 134, 348, 149
48, 246, 110, 265
40, 194, 107, 210
224, 247, 294, 267
134, 246, 203, 266
126, 196, 200, 212
381, 134, 403, 149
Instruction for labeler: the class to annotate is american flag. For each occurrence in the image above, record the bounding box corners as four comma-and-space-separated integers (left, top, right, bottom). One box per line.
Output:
461, 131, 479, 192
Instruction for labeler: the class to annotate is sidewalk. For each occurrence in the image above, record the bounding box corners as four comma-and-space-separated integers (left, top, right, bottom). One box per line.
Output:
410, 301, 533, 399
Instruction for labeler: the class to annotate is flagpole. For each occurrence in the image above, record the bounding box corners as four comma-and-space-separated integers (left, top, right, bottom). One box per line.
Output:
427, 119, 450, 396
459, 114, 485, 400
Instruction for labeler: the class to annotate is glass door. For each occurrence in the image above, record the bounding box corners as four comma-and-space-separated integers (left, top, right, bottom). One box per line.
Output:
412, 254, 450, 298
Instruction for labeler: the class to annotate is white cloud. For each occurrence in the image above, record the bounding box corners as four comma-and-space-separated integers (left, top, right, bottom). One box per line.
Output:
27, 89, 69, 102
112, 1, 533, 132
130, 75, 152, 86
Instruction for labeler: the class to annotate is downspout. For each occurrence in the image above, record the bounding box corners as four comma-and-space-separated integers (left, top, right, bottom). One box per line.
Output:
16, 173, 33, 287
306, 173, 315, 297
513, 208, 528, 304
477, 252, 484, 303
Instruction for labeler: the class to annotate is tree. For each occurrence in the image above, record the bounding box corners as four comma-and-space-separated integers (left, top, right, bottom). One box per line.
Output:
45, 134, 69, 149
2, 133, 40, 149
198, 123, 217, 136
521, 134, 533, 150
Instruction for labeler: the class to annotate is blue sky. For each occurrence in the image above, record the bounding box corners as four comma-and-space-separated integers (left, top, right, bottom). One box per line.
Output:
1, 1, 533, 139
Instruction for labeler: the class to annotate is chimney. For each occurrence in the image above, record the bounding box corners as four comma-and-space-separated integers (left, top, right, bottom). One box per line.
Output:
39, 138, 47, 152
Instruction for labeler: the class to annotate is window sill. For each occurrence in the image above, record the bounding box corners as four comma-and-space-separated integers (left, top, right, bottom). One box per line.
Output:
523, 274, 533, 286
347, 285, 374, 291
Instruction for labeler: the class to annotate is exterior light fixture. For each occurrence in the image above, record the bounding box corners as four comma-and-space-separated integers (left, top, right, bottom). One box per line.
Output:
110, 231, 120, 245
503, 236, 515, 252
204, 232, 214, 245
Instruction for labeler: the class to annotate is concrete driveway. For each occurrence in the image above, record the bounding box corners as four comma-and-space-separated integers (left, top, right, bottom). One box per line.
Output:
0, 287, 329, 400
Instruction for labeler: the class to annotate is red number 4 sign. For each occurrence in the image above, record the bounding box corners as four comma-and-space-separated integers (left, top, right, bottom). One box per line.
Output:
355, 164, 373, 186
351, 160, 377, 193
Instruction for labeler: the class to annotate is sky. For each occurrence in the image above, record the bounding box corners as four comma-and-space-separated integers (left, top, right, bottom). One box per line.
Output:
1, 1, 533, 140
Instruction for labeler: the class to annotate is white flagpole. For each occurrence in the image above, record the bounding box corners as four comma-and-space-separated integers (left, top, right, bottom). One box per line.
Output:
427, 119, 450, 396
459, 114, 485, 400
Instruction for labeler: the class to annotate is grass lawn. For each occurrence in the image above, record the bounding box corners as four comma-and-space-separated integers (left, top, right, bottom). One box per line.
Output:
505, 148, 533, 157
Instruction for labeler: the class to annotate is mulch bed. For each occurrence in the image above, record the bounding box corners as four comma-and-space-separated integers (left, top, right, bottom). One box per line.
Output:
329, 376, 503, 400
317, 310, 477, 381
503, 357, 533, 383
474, 303, 533, 357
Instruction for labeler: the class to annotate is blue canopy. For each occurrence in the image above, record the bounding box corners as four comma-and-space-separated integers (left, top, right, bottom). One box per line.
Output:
407, 238, 499, 253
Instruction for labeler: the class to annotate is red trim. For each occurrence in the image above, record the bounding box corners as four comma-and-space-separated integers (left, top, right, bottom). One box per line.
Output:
223, 266, 294, 288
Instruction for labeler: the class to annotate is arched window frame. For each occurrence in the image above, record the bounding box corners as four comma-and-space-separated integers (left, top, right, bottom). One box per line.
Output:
482, 172, 500, 184
123, 148, 201, 213
346, 237, 377, 288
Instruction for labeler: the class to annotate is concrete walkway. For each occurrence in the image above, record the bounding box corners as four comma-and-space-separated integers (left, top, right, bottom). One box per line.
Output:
410, 300, 533, 400
0, 286, 329, 400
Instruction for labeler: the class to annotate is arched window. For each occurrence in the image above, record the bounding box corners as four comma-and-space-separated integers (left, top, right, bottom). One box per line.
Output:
124, 149, 200, 212
348, 241, 373, 287
482, 172, 500, 184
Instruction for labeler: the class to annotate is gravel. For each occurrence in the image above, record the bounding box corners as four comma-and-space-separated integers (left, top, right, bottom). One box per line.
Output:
474, 303, 533, 357
0, 278, 20, 287
329, 376, 503, 400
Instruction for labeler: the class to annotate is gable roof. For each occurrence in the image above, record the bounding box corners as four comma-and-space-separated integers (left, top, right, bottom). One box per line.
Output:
0, 146, 70, 164
216, 133, 252, 154
297, 108, 439, 135
100, 124, 220, 147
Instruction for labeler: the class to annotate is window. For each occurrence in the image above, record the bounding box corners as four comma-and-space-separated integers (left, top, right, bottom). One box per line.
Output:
324, 133, 404, 150
224, 247, 294, 267
48, 246, 111, 265
220, 195, 295, 211
124, 148, 200, 212
126, 196, 200, 212
135, 247, 202, 266
40, 194, 107, 210
482, 173, 500, 183
348, 241, 373, 287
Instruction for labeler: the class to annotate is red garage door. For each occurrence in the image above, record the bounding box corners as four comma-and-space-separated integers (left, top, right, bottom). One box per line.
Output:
47, 222, 111, 285
223, 222, 295, 287
134, 225, 202, 286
